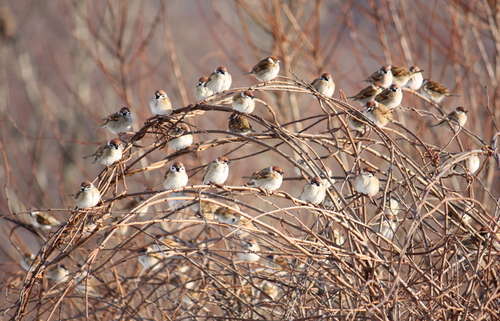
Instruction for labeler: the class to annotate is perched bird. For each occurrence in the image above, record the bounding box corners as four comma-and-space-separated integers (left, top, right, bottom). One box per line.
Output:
391, 66, 423, 87
452, 153, 480, 174
259, 280, 280, 301
238, 239, 261, 262
319, 167, 334, 188
446, 200, 474, 228
266, 254, 290, 271
151, 235, 181, 257
205, 66, 232, 93
95, 107, 133, 134
232, 91, 256, 114
348, 111, 367, 134
384, 196, 400, 216
331, 228, 345, 246
405, 66, 424, 90
421, 79, 459, 103
364, 101, 393, 127
21, 253, 40, 272
323, 186, 341, 208
138, 247, 163, 271
348, 82, 385, 106
300, 177, 326, 205
198, 200, 219, 220
354, 167, 380, 197
373, 214, 398, 240
108, 216, 129, 236
203, 156, 230, 185
83, 138, 124, 166
293, 159, 307, 176
374, 84, 403, 109
431, 106, 468, 132
214, 204, 240, 224
29, 211, 60, 231
250, 166, 284, 191
163, 162, 189, 190
167, 123, 194, 151
74, 182, 101, 209
228, 113, 254, 136
311, 73, 335, 97
230, 214, 257, 236
47, 263, 70, 283
363, 65, 393, 88
167, 192, 189, 209
149, 90, 173, 116
120, 196, 150, 215
245, 56, 280, 82
195, 77, 213, 101
74, 269, 100, 297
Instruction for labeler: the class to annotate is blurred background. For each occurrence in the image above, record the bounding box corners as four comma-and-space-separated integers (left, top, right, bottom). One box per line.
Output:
0, 0, 499, 318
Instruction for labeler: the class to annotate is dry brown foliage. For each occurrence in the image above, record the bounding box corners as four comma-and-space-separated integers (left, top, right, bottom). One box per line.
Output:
0, 1, 500, 320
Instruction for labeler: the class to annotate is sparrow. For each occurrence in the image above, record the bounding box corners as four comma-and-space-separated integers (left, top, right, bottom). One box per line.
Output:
259, 280, 280, 301
108, 216, 129, 236
202, 156, 230, 185
237, 239, 261, 262
421, 79, 459, 103
163, 162, 189, 190
29, 211, 60, 231
384, 196, 400, 216
167, 123, 194, 151
323, 185, 340, 208
228, 113, 254, 136
299, 177, 326, 205
391, 66, 423, 87
47, 263, 70, 283
250, 166, 284, 191
348, 82, 385, 106
405, 66, 424, 90
206, 66, 232, 93
138, 246, 163, 271
149, 90, 173, 116
266, 254, 290, 271
167, 192, 189, 209
431, 106, 468, 132
95, 107, 133, 134
74, 268, 100, 297
364, 101, 393, 127
348, 111, 367, 134
373, 214, 398, 240
452, 153, 480, 174
354, 167, 380, 197
214, 204, 240, 224
232, 91, 256, 114
230, 213, 257, 236
21, 253, 40, 272
198, 200, 219, 220
293, 159, 307, 176
195, 77, 214, 101
446, 200, 474, 228
83, 138, 124, 166
320, 167, 334, 188
311, 73, 335, 97
332, 228, 345, 246
120, 196, 150, 215
73, 182, 101, 209
245, 56, 280, 82
363, 65, 393, 88
151, 235, 181, 257
374, 84, 403, 109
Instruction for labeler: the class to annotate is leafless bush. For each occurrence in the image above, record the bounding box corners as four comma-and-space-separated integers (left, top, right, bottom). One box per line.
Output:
0, 1, 499, 320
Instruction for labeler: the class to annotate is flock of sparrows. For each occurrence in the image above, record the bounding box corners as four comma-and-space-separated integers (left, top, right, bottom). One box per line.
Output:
22, 57, 482, 294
